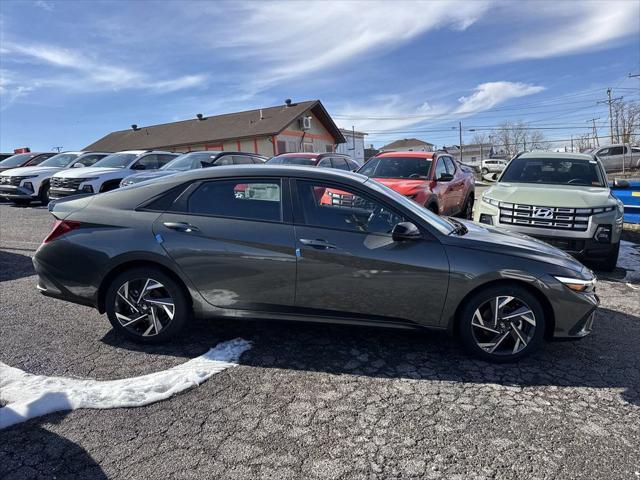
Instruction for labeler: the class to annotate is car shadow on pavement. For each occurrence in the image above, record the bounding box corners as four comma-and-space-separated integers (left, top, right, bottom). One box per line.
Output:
0, 404, 107, 479
0, 250, 34, 282
101, 306, 640, 407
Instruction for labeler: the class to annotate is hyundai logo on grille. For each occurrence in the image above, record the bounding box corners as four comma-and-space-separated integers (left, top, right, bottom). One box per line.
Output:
533, 208, 553, 219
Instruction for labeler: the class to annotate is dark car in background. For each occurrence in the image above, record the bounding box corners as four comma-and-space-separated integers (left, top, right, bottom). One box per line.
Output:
120, 151, 267, 187
0, 152, 57, 174
34, 166, 598, 362
267, 152, 359, 171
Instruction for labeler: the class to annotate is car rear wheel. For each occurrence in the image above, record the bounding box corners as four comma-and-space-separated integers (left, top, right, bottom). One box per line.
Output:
459, 195, 474, 219
458, 284, 545, 362
105, 267, 190, 343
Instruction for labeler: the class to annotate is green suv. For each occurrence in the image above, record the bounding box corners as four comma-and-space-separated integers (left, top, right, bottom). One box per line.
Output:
474, 152, 624, 271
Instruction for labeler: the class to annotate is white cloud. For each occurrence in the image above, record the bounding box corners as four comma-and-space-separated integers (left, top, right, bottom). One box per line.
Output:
194, 0, 490, 88
1, 41, 208, 96
455, 82, 545, 114
34, 0, 54, 11
498, 1, 640, 62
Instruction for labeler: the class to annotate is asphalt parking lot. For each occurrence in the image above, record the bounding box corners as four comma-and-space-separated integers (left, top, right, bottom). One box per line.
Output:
1, 202, 639, 480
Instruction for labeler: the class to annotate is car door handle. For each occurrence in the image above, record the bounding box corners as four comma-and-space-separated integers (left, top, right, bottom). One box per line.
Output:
299, 238, 336, 249
163, 222, 200, 233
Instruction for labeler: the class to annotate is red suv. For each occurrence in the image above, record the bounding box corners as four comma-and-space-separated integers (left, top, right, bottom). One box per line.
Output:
357, 151, 475, 218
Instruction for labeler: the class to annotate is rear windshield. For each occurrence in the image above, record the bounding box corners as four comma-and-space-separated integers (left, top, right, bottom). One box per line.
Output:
358, 157, 432, 179
39, 153, 80, 168
267, 155, 317, 166
500, 157, 605, 187
0, 153, 35, 168
92, 153, 139, 168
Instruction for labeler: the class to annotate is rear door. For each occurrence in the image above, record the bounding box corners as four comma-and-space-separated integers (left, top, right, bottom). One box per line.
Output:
154, 177, 297, 309
292, 179, 449, 326
444, 156, 465, 213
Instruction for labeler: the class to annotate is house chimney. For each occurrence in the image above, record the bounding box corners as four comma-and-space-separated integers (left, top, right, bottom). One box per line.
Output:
131, 124, 139, 131
285, 98, 292, 107
196, 113, 205, 121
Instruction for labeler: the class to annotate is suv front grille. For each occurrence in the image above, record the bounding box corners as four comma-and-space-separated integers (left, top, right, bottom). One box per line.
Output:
0, 176, 28, 186
498, 203, 615, 231
50, 177, 85, 190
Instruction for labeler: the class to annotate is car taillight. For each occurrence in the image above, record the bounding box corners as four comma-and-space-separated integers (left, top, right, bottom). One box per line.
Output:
43, 220, 81, 244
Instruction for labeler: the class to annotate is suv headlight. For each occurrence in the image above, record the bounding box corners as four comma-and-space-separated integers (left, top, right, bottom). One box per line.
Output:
554, 275, 596, 293
482, 195, 500, 207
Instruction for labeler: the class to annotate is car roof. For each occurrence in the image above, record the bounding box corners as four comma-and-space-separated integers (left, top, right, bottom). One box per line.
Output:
164, 164, 368, 183
376, 151, 435, 159
276, 153, 320, 158
518, 151, 594, 161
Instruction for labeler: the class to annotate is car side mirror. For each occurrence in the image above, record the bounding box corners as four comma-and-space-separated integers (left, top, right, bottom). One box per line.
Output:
612, 178, 629, 189
131, 163, 146, 170
391, 222, 421, 241
72, 162, 85, 168
438, 173, 454, 182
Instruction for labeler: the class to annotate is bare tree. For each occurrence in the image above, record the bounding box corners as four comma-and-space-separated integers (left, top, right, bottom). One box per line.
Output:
471, 132, 488, 146
612, 100, 639, 144
574, 134, 593, 152
494, 121, 549, 155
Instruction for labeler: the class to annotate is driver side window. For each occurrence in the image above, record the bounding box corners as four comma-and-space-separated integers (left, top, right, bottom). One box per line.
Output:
133, 154, 159, 170
296, 181, 407, 235
435, 157, 447, 179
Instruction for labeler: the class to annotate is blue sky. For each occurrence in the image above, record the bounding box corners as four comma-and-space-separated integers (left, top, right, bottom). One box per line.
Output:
1, 0, 638, 152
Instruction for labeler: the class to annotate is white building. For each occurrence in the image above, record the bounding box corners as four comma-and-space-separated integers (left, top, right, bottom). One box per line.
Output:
336, 128, 367, 163
379, 138, 434, 153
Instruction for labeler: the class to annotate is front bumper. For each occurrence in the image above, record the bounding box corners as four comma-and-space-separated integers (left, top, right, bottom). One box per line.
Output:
49, 187, 82, 199
0, 185, 37, 199
475, 203, 622, 260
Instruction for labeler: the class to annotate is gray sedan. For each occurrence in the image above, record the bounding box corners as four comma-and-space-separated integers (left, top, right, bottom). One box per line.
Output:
34, 166, 599, 361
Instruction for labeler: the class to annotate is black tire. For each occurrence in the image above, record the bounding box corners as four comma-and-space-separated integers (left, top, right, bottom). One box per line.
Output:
457, 284, 545, 362
481, 167, 489, 175
592, 242, 620, 272
39, 183, 50, 204
105, 267, 191, 343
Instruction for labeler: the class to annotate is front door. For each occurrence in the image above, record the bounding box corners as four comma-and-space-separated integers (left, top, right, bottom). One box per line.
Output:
154, 177, 296, 310
292, 179, 449, 327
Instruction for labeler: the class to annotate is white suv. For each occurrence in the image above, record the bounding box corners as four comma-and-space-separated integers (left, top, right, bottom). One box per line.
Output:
50, 150, 178, 199
481, 158, 508, 175
0, 151, 110, 204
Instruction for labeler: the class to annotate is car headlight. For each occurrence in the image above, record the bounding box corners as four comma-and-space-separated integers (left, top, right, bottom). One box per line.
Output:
20, 175, 39, 181
482, 195, 500, 207
554, 275, 596, 293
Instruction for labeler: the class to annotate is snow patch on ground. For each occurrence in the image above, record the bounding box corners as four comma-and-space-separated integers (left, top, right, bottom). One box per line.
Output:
0, 338, 251, 429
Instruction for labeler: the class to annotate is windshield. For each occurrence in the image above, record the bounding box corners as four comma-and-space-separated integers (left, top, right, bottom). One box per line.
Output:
39, 153, 80, 168
500, 157, 606, 187
163, 152, 221, 171
358, 157, 432, 179
267, 155, 317, 166
365, 178, 454, 235
92, 153, 140, 168
0, 153, 35, 168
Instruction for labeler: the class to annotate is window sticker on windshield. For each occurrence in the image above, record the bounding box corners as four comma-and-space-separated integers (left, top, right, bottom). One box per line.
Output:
589, 160, 596, 164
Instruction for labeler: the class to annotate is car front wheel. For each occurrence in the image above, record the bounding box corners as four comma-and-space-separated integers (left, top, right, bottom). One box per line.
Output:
458, 284, 545, 362
105, 267, 190, 343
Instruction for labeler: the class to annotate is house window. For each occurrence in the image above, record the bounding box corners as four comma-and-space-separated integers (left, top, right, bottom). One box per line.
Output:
325, 145, 334, 153
276, 140, 286, 154
288, 141, 297, 153
303, 142, 314, 153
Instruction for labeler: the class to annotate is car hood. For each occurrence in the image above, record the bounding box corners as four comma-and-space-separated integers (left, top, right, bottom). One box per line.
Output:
373, 178, 429, 195
442, 219, 587, 274
125, 170, 178, 183
484, 182, 613, 207
0, 166, 63, 176
55, 167, 122, 178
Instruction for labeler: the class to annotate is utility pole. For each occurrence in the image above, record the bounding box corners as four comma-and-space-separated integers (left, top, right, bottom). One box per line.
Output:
458, 122, 463, 162
588, 118, 600, 147
51, 146, 62, 152
597, 89, 623, 144
570, 135, 574, 153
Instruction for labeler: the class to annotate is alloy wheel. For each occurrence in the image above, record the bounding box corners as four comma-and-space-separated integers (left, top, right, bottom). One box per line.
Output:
470, 295, 536, 356
114, 277, 175, 337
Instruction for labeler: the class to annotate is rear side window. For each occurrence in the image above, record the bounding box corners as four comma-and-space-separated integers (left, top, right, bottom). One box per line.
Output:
232, 155, 254, 165
77, 154, 107, 167
135, 155, 160, 170
317, 158, 332, 168
185, 179, 282, 222
158, 154, 177, 167
331, 157, 349, 170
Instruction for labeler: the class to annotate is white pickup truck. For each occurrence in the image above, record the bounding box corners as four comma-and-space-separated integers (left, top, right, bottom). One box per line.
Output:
590, 144, 640, 172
